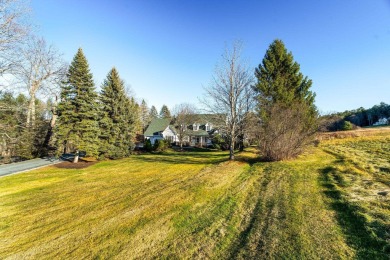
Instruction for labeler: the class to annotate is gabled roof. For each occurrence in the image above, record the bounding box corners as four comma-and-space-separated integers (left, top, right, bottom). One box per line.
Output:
144, 118, 171, 136
186, 129, 209, 136
192, 114, 214, 124
192, 114, 224, 126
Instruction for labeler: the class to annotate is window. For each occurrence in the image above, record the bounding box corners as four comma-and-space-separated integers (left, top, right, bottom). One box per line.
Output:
193, 124, 198, 131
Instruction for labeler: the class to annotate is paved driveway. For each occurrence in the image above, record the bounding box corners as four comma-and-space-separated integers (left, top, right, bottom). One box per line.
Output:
0, 158, 61, 177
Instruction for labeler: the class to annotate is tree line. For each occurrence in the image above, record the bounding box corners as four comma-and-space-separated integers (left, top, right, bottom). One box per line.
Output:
319, 102, 390, 131
0, 1, 144, 162
0, 0, 66, 161
55, 49, 140, 162
0, 46, 142, 162
139, 101, 173, 132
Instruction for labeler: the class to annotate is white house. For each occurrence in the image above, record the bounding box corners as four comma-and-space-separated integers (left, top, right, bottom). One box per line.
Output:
144, 115, 219, 147
373, 118, 389, 126
144, 118, 179, 145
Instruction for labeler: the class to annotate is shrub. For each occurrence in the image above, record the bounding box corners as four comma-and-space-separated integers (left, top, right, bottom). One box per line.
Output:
341, 120, 354, 131
258, 102, 318, 161
108, 144, 131, 159
212, 134, 226, 150
144, 139, 153, 152
153, 139, 169, 152
318, 115, 344, 132
213, 143, 221, 150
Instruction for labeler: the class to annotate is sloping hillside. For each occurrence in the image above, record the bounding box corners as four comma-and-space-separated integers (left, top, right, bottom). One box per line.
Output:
1, 131, 389, 259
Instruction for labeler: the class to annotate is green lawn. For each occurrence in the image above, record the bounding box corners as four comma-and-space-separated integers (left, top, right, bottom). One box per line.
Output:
0, 132, 389, 259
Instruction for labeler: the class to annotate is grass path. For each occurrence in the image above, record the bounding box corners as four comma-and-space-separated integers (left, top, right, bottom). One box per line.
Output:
0, 134, 389, 259
231, 150, 354, 259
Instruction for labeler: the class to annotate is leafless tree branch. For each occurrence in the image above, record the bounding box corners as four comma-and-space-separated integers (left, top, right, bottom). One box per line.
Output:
172, 103, 198, 150
200, 41, 254, 159
13, 35, 66, 127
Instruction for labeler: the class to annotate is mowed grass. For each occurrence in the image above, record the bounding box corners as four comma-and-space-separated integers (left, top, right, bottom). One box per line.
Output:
0, 131, 389, 259
320, 132, 390, 258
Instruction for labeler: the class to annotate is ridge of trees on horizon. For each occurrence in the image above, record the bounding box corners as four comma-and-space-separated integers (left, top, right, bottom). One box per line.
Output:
319, 102, 390, 131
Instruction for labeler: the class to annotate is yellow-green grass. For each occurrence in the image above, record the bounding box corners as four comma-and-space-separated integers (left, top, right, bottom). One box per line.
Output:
319, 133, 390, 258
0, 133, 389, 259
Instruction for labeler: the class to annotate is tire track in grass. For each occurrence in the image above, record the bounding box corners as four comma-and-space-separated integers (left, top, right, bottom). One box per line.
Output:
159, 161, 252, 259
320, 165, 389, 258
3, 146, 382, 259
231, 151, 354, 259
320, 136, 390, 258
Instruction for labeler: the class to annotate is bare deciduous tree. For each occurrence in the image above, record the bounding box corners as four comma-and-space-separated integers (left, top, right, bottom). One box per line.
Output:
0, 0, 29, 79
14, 36, 66, 127
201, 42, 254, 160
173, 103, 197, 151
259, 102, 317, 161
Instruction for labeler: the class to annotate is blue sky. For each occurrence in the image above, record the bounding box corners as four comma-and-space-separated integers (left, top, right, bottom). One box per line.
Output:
31, 0, 390, 113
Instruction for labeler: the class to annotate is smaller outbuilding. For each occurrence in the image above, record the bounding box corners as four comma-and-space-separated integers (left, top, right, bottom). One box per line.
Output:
144, 118, 178, 145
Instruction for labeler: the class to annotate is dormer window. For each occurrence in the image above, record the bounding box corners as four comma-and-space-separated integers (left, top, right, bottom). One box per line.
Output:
193, 124, 198, 131
205, 123, 211, 131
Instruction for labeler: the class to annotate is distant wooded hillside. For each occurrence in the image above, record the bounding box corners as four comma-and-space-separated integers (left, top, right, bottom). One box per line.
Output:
319, 102, 390, 131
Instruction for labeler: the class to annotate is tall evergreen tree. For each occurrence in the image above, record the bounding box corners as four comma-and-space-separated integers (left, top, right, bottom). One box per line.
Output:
56, 48, 100, 161
127, 97, 141, 140
254, 39, 315, 110
150, 105, 158, 119
254, 39, 317, 161
140, 99, 150, 132
159, 104, 171, 118
99, 67, 137, 159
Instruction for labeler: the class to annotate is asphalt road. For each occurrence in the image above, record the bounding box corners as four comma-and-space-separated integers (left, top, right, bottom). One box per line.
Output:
0, 158, 61, 177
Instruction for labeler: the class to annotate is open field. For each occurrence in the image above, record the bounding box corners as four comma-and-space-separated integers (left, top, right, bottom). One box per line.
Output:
1, 129, 389, 259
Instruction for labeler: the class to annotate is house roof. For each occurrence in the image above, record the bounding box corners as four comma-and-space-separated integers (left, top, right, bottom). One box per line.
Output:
145, 114, 222, 137
192, 114, 225, 126
186, 129, 209, 136
192, 114, 216, 124
144, 118, 171, 136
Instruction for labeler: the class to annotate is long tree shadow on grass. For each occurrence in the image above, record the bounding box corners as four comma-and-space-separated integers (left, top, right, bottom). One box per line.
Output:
234, 149, 262, 165
136, 147, 262, 165
320, 166, 389, 259
135, 150, 229, 165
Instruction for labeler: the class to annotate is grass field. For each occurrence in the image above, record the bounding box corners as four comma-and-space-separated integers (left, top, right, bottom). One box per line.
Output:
1, 129, 389, 259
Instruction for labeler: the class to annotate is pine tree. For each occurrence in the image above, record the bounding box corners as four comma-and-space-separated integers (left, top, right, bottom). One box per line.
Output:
159, 104, 171, 118
127, 97, 141, 141
99, 67, 137, 159
150, 105, 158, 119
254, 39, 316, 110
56, 48, 100, 160
140, 99, 150, 132
254, 39, 317, 161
